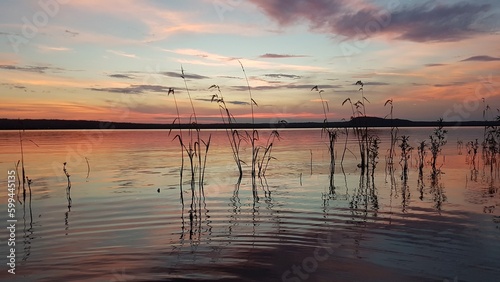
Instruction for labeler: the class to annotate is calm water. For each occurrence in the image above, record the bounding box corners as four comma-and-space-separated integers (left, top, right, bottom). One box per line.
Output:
0, 128, 499, 281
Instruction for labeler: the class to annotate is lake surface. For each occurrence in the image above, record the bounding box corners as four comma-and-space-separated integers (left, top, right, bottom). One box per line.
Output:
0, 127, 499, 281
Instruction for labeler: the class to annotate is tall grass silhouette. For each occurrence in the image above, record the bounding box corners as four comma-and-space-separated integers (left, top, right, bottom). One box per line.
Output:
168, 67, 212, 213
16, 126, 39, 204
384, 99, 398, 166
417, 140, 427, 175
238, 60, 279, 199
429, 118, 447, 173
209, 84, 245, 180
63, 162, 72, 210
239, 60, 259, 198
399, 136, 413, 172
342, 81, 371, 172
167, 87, 185, 204
311, 85, 338, 192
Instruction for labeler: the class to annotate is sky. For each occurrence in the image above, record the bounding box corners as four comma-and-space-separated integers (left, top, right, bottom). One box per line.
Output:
0, 0, 499, 124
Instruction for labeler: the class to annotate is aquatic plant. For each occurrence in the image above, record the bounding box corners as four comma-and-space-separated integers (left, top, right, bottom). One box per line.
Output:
63, 162, 72, 210
239, 60, 279, 200
311, 85, 338, 190
429, 118, 447, 172
342, 81, 371, 172
483, 116, 500, 174
384, 99, 398, 166
368, 135, 380, 177
167, 67, 212, 208
257, 130, 281, 178
17, 126, 39, 204
167, 87, 185, 203
238, 61, 257, 189
399, 135, 413, 173
465, 139, 478, 167
209, 84, 245, 179
356, 80, 370, 171
417, 140, 426, 175
19, 129, 26, 200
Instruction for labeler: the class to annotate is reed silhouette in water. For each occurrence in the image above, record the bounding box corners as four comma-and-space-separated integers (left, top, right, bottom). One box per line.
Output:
399, 136, 413, 212
429, 121, 448, 211
311, 85, 339, 193
22, 176, 34, 262
63, 162, 72, 235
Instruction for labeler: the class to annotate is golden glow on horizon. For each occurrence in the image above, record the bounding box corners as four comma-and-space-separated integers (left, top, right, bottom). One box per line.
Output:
0, 0, 498, 123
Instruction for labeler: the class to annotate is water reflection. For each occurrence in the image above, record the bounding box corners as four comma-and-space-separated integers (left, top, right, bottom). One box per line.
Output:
22, 177, 34, 263
349, 171, 379, 218
1, 129, 500, 281
430, 170, 447, 212
63, 163, 72, 236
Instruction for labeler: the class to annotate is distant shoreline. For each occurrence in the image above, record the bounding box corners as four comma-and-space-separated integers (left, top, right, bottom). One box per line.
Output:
0, 118, 499, 130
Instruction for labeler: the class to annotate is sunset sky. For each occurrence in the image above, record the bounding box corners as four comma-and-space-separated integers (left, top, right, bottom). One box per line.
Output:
0, 0, 499, 124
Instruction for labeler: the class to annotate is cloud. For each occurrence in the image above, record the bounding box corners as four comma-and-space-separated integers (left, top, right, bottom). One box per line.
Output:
0, 64, 64, 73
286, 84, 342, 90
217, 75, 242, 80
65, 29, 79, 37
38, 45, 72, 52
0, 83, 27, 90
231, 83, 341, 92
460, 55, 500, 62
228, 100, 251, 105
89, 84, 173, 94
231, 85, 279, 91
108, 74, 135, 79
265, 73, 302, 79
161, 71, 209, 80
389, 3, 493, 42
425, 63, 447, 67
433, 81, 467, 88
259, 53, 309, 58
363, 82, 390, 86
166, 48, 327, 71
349, 81, 389, 86
196, 98, 250, 105
249, 0, 496, 42
106, 50, 138, 59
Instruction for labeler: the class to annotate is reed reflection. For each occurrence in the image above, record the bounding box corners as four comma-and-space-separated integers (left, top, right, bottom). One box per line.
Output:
22, 176, 34, 262
63, 163, 72, 235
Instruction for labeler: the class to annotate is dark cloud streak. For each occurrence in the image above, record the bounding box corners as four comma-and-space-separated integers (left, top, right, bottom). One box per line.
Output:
259, 53, 309, 58
196, 98, 250, 105
162, 71, 209, 80
0, 64, 65, 73
425, 63, 447, 67
460, 55, 500, 61
109, 74, 135, 79
249, 0, 495, 42
89, 84, 173, 94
